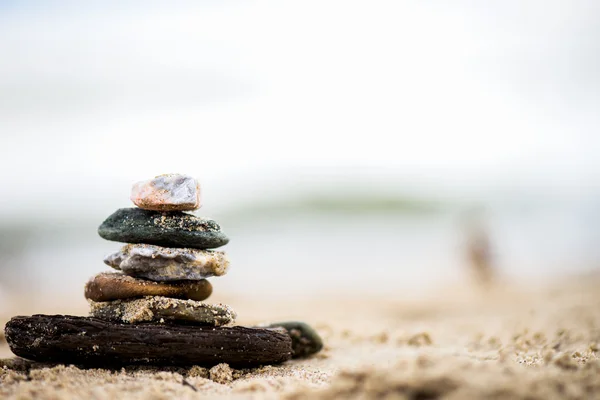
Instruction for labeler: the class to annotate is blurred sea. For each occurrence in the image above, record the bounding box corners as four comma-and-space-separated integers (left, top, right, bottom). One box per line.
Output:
1, 193, 598, 314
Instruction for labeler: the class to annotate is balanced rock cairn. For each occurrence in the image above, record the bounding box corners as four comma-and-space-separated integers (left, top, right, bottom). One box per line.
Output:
5, 174, 322, 367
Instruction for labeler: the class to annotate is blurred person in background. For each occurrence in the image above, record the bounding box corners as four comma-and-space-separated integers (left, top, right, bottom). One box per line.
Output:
463, 209, 495, 287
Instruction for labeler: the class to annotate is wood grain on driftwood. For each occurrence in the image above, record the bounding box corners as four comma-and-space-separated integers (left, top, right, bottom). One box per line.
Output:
5, 315, 292, 367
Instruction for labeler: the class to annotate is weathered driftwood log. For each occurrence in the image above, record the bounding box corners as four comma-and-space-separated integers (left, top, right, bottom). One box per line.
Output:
5, 315, 292, 367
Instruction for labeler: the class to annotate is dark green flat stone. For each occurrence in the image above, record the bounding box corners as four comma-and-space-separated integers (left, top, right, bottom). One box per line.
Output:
268, 321, 323, 358
98, 208, 229, 249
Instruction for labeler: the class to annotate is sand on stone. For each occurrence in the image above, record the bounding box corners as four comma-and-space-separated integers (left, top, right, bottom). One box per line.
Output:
88, 296, 236, 326
84, 272, 213, 302
104, 244, 229, 281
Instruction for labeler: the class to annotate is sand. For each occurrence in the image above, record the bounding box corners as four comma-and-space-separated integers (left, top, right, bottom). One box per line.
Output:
1, 275, 600, 399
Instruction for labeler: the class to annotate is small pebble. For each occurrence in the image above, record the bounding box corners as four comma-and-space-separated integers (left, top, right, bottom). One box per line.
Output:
209, 363, 233, 384
407, 332, 433, 347
187, 366, 209, 379
131, 174, 201, 211
267, 321, 323, 358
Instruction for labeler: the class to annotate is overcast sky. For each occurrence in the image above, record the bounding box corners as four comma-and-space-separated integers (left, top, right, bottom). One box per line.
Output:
0, 0, 599, 218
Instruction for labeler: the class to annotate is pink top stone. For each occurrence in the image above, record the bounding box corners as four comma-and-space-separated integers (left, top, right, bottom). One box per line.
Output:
131, 174, 201, 211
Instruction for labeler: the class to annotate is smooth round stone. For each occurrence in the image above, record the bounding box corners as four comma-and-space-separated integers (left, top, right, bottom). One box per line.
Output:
89, 296, 236, 326
131, 174, 201, 211
98, 208, 229, 249
267, 321, 323, 358
84, 272, 213, 302
104, 244, 229, 281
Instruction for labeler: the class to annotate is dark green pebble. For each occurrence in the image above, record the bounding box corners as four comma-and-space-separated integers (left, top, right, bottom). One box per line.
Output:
98, 208, 229, 249
268, 321, 323, 358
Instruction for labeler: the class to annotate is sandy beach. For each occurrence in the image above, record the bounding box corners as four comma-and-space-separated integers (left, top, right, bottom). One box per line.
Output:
1, 275, 599, 399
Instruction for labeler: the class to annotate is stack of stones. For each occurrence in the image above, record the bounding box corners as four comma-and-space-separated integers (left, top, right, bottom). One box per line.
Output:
88, 174, 235, 327
5, 174, 322, 368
